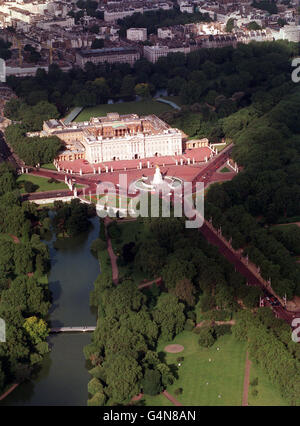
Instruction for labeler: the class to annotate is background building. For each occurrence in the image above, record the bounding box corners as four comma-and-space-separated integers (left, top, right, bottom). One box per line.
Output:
75, 47, 140, 67
126, 27, 147, 41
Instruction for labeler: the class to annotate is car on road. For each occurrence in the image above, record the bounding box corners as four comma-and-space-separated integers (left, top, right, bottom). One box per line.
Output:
270, 296, 280, 306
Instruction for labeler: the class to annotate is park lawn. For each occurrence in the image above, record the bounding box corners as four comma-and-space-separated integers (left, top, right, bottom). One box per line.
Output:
17, 174, 68, 193
215, 144, 227, 152
97, 194, 137, 209
153, 331, 246, 406
142, 393, 173, 407
75, 99, 172, 122
98, 246, 113, 278
247, 362, 288, 406
41, 163, 57, 171
220, 167, 231, 173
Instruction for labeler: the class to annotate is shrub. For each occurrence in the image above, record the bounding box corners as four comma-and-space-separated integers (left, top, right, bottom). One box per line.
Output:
184, 318, 195, 331
87, 391, 106, 406
24, 180, 38, 193
142, 369, 162, 396
90, 238, 107, 255
174, 388, 183, 395
187, 310, 196, 321
88, 378, 103, 396
213, 324, 232, 339
108, 221, 121, 239
251, 388, 258, 398
250, 377, 258, 387
198, 327, 216, 347
99, 219, 106, 240
48, 178, 59, 184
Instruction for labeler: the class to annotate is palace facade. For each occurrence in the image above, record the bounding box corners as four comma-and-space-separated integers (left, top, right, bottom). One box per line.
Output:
42, 113, 183, 164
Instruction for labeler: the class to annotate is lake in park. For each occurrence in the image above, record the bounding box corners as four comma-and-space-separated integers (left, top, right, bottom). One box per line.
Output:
1, 216, 100, 406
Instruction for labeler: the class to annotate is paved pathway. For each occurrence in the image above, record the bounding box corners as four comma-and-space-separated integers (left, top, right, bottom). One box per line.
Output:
104, 218, 119, 285
130, 393, 144, 403
9, 234, 19, 243
0, 384, 19, 401
138, 277, 162, 289
162, 390, 183, 406
242, 351, 251, 406
196, 320, 235, 328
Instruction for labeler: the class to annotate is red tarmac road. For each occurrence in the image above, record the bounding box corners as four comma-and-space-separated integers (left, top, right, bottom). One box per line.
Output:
200, 221, 296, 324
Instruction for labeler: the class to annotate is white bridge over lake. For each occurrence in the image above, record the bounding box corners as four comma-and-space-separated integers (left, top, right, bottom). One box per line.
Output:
50, 326, 96, 333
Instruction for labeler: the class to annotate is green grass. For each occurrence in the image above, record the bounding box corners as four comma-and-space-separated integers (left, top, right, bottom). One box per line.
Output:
215, 144, 227, 152
248, 362, 288, 406
98, 246, 112, 278
41, 163, 57, 171
148, 332, 247, 406
275, 215, 300, 225
142, 393, 173, 406
17, 174, 68, 193
220, 167, 231, 173
90, 194, 136, 208
75, 99, 172, 122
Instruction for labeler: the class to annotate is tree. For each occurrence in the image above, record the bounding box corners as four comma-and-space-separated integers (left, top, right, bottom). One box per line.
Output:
134, 239, 167, 277
247, 21, 261, 30
101, 280, 146, 318
88, 377, 103, 395
225, 18, 235, 33
4, 98, 24, 120
134, 83, 151, 99
90, 238, 107, 256
0, 239, 15, 276
197, 327, 215, 347
120, 75, 136, 99
142, 368, 162, 395
152, 293, 185, 341
14, 243, 34, 275
88, 392, 106, 406
23, 316, 49, 345
172, 278, 196, 306
104, 353, 142, 403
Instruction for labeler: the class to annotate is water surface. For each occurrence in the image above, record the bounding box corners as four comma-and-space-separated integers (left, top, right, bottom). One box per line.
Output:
1, 217, 100, 406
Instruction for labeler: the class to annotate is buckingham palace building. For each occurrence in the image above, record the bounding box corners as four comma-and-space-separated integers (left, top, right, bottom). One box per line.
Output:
42, 113, 183, 164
